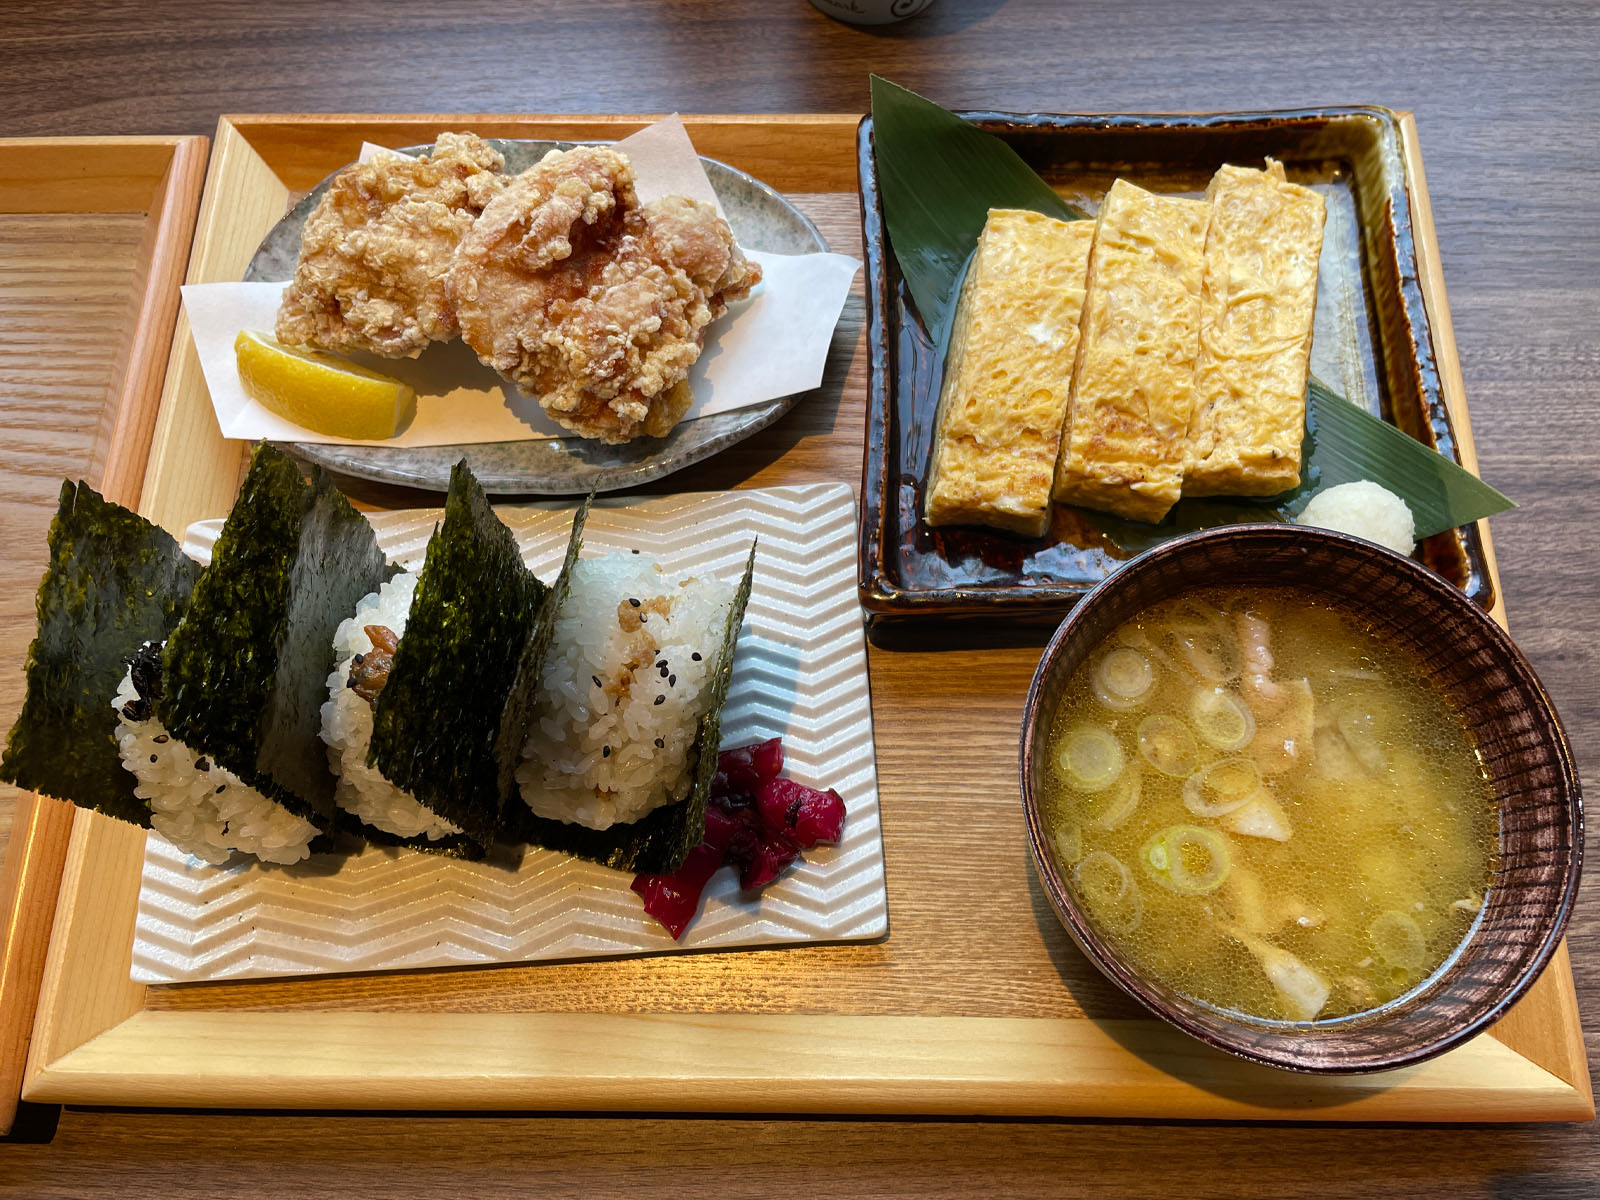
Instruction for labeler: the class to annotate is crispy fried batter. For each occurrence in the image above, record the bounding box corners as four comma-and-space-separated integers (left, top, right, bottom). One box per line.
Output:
446, 145, 762, 443
275, 132, 506, 359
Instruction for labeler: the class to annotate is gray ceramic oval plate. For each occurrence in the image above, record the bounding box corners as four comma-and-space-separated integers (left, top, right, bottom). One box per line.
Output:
244, 139, 828, 495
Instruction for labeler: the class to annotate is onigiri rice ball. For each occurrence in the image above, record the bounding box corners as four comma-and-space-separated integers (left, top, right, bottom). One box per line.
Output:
517, 553, 736, 832
319, 570, 464, 842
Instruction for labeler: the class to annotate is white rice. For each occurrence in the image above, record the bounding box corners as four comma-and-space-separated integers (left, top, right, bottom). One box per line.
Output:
517, 553, 735, 830
319, 571, 463, 841
113, 658, 319, 866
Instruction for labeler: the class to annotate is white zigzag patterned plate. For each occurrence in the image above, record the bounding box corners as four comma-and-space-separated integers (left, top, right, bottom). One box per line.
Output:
131, 483, 886, 983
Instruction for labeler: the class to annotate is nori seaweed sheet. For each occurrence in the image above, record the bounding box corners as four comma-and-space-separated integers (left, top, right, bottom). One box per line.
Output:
0, 481, 202, 826
158, 443, 386, 828
366, 462, 547, 845
256, 469, 389, 817
510, 542, 757, 874
353, 498, 591, 860
491, 497, 590, 821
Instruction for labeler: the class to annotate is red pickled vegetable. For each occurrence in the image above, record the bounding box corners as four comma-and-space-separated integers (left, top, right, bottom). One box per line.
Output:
716, 745, 762, 793
631, 843, 724, 940
735, 829, 801, 891
631, 737, 847, 937
700, 801, 742, 853
716, 737, 784, 794
757, 778, 847, 848
750, 736, 785, 783
716, 799, 799, 891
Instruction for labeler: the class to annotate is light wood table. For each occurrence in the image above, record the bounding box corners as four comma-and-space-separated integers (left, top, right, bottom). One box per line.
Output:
1, 1, 1596, 1195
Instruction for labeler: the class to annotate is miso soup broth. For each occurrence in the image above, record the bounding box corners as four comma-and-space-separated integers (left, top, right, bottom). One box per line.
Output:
1043, 587, 1496, 1022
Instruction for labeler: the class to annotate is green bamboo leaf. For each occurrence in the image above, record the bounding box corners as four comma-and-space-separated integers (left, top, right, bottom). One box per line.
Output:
870, 75, 1087, 341
1297, 378, 1515, 539
1085, 379, 1514, 549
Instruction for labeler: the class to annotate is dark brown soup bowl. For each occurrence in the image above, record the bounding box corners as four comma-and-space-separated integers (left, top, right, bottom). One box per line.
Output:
1018, 524, 1582, 1073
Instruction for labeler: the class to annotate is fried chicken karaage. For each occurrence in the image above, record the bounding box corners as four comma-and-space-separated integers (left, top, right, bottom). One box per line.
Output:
446, 145, 762, 443
276, 132, 506, 359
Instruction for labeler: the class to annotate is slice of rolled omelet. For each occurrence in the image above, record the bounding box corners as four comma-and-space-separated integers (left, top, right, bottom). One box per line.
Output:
1183, 159, 1326, 496
1052, 180, 1210, 524
924, 209, 1094, 537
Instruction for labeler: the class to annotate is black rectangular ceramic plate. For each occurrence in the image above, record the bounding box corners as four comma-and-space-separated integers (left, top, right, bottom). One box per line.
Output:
856, 106, 1493, 632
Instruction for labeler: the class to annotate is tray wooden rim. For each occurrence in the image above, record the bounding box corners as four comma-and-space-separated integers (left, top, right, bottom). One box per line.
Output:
0, 133, 209, 1135
16, 113, 1592, 1123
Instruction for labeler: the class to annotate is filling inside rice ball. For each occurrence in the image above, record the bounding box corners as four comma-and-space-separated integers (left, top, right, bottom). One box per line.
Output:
114, 642, 319, 866
517, 554, 736, 831
319, 571, 464, 842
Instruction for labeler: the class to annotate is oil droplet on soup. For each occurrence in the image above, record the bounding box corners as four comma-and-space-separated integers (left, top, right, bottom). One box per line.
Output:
1042, 587, 1496, 1022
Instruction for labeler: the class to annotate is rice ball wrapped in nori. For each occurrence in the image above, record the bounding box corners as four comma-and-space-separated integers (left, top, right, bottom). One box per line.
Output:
155, 442, 390, 853
114, 642, 319, 865
0, 481, 200, 827
347, 464, 586, 850
319, 570, 483, 855
517, 555, 738, 829
509, 544, 756, 874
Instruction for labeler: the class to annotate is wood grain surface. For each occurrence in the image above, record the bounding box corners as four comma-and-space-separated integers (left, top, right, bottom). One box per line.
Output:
0, 213, 147, 848
1, 0, 1597, 1194
0, 136, 206, 1144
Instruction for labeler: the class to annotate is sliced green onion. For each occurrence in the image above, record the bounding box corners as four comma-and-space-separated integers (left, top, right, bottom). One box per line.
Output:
1140, 824, 1231, 895
1093, 648, 1154, 710
1182, 757, 1261, 817
1052, 822, 1083, 867
1073, 850, 1144, 934
1190, 686, 1256, 751
1137, 715, 1198, 778
1081, 768, 1141, 831
1369, 910, 1427, 971
1056, 725, 1124, 792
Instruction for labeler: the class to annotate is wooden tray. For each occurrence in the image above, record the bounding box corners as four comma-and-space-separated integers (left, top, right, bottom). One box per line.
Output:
15, 115, 1592, 1122
0, 134, 207, 1135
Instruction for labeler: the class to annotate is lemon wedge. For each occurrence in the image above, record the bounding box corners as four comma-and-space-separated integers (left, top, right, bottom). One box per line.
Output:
234, 330, 416, 440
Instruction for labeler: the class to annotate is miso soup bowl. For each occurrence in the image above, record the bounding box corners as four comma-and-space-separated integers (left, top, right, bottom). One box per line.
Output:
1018, 523, 1583, 1074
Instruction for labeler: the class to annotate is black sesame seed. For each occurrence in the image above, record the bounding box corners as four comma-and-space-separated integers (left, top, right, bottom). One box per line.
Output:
628, 597, 641, 608
631, 548, 640, 555
654, 694, 665, 706
668, 674, 676, 686
216, 784, 225, 794
691, 652, 702, 662
654, 737, 665, 748
149, 754, 158, 763
656, 659, 667, 668
352, 653, 365, 666
602, 745, 611, 758
194, 757, 210, 772
153, 734, 169, 744
591, 675, 603, 688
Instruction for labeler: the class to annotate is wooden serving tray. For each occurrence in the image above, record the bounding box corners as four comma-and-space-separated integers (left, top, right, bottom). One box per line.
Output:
14, 114, 1592, 1122
0, 134, 207, 1135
